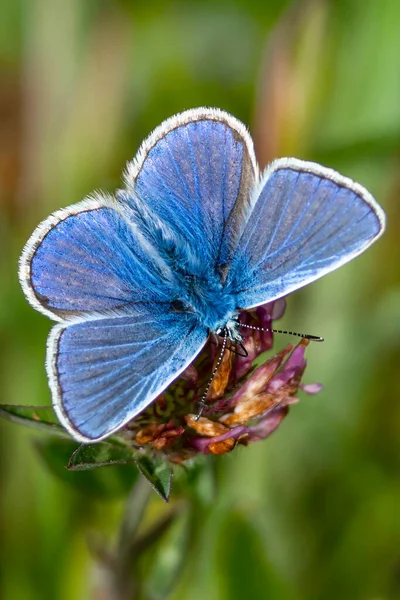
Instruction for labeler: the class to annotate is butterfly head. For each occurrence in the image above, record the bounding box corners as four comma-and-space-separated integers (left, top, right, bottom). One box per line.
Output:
215, 316, 243, 343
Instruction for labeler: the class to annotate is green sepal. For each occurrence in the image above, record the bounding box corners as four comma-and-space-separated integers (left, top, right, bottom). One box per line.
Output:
68, 440, 138, 471
136, 455, 173, 503
36, 437, 139, 499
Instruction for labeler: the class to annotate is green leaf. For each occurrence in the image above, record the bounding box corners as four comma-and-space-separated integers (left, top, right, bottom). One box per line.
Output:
136, 456, 173, 503
36, 438, 139, 499
68, 441, 137, 470
0, 404, 69, 437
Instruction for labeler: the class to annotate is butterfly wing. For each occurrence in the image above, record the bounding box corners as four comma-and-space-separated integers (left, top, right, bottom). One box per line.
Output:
123, 107, 258, 269
225, 158, 386, 309
19, 109, 260, 441
20, 193, 208, 441
19, 193, 175, 321
49, 311, 207, 442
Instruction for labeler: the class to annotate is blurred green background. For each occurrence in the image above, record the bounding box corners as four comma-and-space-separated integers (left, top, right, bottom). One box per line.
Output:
1, 0, 399, 598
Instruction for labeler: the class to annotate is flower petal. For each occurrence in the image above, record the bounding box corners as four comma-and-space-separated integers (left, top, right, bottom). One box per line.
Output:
220, 393, 276, 426
230, 345, 293, 405
247, 407, 289, 441
300, 382, 323, 394
207, 349, 234, 401
191, 425, 248, 454
269, 298, 287, 320
185, 415, 229, 437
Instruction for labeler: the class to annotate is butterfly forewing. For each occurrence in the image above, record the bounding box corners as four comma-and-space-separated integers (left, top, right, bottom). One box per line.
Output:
19, 194, 174, 321
225, 159, 385, 309
124, 108, 258, 269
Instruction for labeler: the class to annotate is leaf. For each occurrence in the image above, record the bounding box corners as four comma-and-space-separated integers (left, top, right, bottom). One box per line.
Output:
136, 456, 173, 503
0, 404, 69, 437
36, 438, 139, 499
68, 441, 137, 470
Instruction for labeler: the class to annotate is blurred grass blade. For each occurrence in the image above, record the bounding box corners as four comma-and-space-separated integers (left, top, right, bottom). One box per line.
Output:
254, 0, 329, 164
68, 441, 138, 471
216, 510, 295, 599
136, 456, 173, 503
0, 403, 69, 437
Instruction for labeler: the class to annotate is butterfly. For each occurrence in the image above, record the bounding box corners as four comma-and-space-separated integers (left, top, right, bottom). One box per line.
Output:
18, 108, 386, 443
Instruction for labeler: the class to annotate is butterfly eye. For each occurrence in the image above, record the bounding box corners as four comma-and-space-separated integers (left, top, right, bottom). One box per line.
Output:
170, 299, 189, 312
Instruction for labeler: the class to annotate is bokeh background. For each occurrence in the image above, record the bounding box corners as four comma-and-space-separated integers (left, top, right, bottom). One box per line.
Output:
1, 0, 399, 598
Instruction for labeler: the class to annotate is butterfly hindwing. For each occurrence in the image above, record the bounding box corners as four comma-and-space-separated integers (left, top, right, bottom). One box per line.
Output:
48, 311, 207, 442
226, 159, 385, 309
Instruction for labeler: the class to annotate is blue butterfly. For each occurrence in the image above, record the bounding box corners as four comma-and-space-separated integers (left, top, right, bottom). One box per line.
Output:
19, 108, 386, 443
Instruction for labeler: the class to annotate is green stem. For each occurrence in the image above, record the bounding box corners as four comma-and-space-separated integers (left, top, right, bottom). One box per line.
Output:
112, 475, 152, 600
132, 503, 182, 556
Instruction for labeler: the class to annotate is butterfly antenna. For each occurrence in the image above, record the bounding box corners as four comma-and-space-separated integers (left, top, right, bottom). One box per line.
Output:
240, 323, 324, 342
195, 328, 229, 420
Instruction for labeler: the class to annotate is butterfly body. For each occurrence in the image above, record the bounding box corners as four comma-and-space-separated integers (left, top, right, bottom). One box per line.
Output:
19, 107, 386, 442
173, 274, 237, 334
117, 187, 240, 334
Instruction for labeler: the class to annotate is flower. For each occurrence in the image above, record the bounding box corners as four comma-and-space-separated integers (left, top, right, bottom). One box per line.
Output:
120, 298, 321, 463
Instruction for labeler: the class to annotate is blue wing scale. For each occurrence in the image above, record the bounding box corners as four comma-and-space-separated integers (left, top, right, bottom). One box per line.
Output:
49, 312, 207, 442
226, 160, 385, 308
20, 195, 174, 320
124, 108, 258, 269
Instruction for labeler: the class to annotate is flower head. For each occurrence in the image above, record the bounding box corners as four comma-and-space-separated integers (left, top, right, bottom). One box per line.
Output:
120, 299, 321, 463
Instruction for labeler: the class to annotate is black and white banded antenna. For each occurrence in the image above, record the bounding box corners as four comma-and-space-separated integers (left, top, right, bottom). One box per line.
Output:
195, 323, 323, 420
240, 322, 324, 342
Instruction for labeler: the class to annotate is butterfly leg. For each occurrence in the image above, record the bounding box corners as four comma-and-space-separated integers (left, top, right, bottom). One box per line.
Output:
195, 328, 229, 420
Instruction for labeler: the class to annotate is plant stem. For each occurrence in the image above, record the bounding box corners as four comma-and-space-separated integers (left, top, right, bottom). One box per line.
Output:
112, 475, 152, 600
